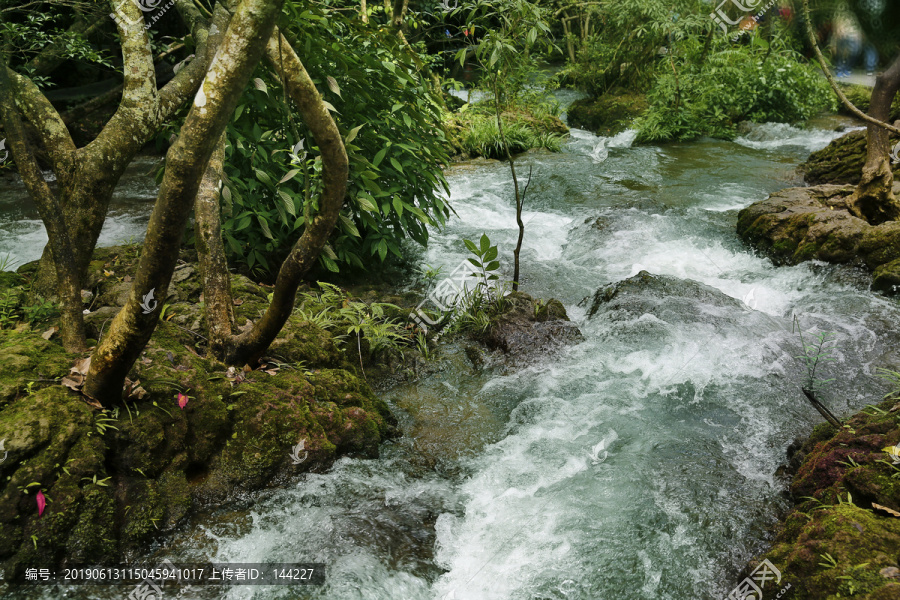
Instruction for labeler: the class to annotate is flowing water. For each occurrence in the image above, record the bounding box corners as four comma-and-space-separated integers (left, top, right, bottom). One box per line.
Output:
11, 116, 900, 600
0, 156, 160, 269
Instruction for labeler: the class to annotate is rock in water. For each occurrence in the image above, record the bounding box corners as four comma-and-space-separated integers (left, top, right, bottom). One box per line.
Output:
736, 184, 900, 295
482, 292, 583, 356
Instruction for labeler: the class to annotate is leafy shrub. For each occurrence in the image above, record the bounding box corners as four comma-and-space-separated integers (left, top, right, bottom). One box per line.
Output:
635, 34, 837, 142
167, 5, 451, 278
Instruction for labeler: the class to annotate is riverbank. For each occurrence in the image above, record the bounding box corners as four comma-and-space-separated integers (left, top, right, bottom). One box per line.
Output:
741, 393, 900, 599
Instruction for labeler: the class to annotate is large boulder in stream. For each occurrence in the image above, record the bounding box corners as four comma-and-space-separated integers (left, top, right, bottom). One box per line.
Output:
586, 270, 748, 325
737, 184, 900, 295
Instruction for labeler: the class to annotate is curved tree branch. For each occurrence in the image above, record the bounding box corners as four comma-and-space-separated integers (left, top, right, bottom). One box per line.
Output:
209, 29, 349, 365
0, 61, 86, 352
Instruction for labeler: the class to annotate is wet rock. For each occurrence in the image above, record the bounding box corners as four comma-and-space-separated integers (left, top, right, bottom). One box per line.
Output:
740, 396, 900, 599
482, 292, 583, 356
737, 184, 900, 295
566, 90, 648, 136
587, 270, 746, 323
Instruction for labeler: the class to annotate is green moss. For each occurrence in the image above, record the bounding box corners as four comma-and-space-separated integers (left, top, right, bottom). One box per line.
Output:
566, 90, 648, 136
0, 330, 71, 406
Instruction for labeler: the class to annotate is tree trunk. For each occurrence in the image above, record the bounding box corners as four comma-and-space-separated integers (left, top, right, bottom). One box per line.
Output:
0, 62, 87, 352
492, 75, 524, 291
850, 53, 900, 225
193, 133, 235, 358
83, 0, 282, 405
206, 30, 348, 366
25, 0, 220, 297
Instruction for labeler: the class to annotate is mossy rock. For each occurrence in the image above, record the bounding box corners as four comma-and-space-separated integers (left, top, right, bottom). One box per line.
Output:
744, 396, 900, 598
801, 129, 900, 186
1, 248, 403, 577
873, 258, 900, 295
0, 387, 107, 574
199, 367, 396, 501
566, 90, 648, 136
0, 330, 71, 406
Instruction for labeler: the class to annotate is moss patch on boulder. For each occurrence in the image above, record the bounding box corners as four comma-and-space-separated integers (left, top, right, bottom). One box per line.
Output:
0, 247, 400, 581
744, 396, 900, 599
566, 90, 647, 136
801, 129, 900, 186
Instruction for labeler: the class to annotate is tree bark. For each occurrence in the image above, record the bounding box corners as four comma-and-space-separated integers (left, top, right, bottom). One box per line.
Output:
83, 0, 283, 405
0, 61, 87, 352
27, 0, 220, 297
491, 74, 524, 291
208, 30, 349, 366
850, 53, 900, 224
193, 133, 236, 358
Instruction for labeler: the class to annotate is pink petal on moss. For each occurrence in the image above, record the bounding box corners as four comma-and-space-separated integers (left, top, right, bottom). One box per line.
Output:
177, 393, 188, 410
36, 490, 46, 517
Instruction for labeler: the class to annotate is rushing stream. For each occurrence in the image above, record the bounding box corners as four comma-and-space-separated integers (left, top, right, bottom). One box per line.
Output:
14, 114, 900, 600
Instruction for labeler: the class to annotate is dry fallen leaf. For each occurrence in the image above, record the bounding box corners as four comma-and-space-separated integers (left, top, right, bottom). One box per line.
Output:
872, 502, 900, 517
71, 357, 91, 376
103, 269, 114, 277
124, 275, 132, 283
61, 376, 83, 391
41, 326, 58, 340
233, 298, 244, 306
264, 369, 278, 376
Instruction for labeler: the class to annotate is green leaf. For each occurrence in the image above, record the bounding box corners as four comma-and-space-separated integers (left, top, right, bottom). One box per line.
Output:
464, 239, 479, 255
279, 169, 300, 184
254, 168, 272, 186
340, 214, 360, 237
278, 189, 297, 217
321, 255, 340, 272
483, 246, 498, 262
390, 157, 403, 173
479, 234, 490, 254
377, 239, 388, 261
392, 195, 404, 218
345, 124, 364, 144
326, 76, 342, 97
256, 216, 274, 239
357, 195, 378, 212
485, 260, 500, 271
372, 147, 388, 167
